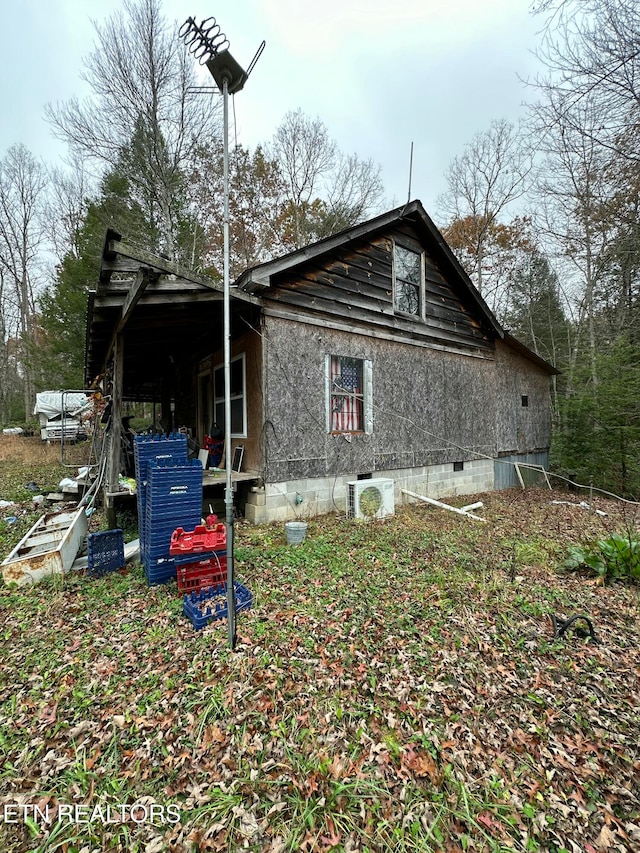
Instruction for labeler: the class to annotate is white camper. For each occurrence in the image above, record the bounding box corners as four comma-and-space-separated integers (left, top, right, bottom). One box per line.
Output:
34, 392, 91, 442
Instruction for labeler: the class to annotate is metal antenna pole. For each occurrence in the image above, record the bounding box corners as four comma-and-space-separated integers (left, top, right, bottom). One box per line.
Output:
407, 141, 414, 203
222, 75, 236, 650
180, 15, 264, 650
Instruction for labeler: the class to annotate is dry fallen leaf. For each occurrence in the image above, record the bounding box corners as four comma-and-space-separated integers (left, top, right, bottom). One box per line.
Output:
595, 824, 617, 850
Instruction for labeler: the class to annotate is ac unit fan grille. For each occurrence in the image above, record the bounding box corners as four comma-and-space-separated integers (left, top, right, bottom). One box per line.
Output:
358, 486, 383, 517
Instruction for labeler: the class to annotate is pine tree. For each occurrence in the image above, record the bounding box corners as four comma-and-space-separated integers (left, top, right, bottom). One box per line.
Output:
38, 203, 104, 390
37, 157, 161, 389
555, 338, 640, 498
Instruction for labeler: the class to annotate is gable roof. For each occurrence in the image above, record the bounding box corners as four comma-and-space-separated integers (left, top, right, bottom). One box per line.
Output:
235, 199, 559, 375
235, 199, 503, 338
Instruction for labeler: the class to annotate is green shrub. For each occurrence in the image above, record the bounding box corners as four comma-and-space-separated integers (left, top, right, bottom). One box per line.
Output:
563, 532, 640, 582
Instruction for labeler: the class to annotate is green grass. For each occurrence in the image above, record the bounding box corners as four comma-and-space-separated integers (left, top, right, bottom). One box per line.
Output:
0, 489, 638, 852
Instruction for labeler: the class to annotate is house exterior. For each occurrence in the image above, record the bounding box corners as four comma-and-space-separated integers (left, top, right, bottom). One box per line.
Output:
85, 201, 557, 524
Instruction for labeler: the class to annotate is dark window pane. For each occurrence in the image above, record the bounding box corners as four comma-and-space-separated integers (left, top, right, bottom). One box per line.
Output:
230, 359, 244, 396
396, 246, 421, 284
215, 400, 245, 436
215, 358, 244, 397
231, 399, 243, 433
396, 280, 419, 315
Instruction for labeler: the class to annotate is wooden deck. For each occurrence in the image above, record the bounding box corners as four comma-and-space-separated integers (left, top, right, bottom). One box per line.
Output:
202, 469, 261, 488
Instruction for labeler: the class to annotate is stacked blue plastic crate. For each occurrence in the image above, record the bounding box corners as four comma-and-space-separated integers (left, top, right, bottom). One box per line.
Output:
133, 433, 203, 585
144, 458, 203, 585
133, 432, 188, 558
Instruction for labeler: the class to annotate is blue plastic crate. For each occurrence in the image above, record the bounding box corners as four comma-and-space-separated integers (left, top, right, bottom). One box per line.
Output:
147, 473, 202, 503
145, 499, 202, 520
134, 434, 188, 551
146, 467, 202, 523
87, 529, 125, 578
141, 457, 202, 560
134, 433, 187, 478
182, 582, 252, 630
145, 512, 201, 555
143, 529, 180, 567
147, 456, 202, 475
144, 557, 176, 586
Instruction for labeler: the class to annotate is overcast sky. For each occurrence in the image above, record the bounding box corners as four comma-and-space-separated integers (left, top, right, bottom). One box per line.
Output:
1, 0, 543, 217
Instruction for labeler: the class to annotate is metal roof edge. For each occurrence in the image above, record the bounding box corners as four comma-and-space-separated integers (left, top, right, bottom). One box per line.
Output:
502, 332, 560, 375
235, 201, 423, 292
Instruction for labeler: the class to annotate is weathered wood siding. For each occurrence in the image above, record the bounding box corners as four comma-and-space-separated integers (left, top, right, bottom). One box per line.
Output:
263, 223, 494, 356
263, 316, 498, 484
494, 340, 552, 455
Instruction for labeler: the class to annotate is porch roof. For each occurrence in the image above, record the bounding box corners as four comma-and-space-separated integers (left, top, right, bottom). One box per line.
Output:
85, 230, 261, 401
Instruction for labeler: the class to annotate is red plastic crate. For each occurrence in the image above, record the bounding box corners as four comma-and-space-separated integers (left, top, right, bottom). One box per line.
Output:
176, 555, 227, 593
170, 523, 226, 556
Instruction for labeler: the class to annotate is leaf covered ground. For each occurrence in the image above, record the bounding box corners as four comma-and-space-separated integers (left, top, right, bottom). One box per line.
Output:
0, 482, 639, 853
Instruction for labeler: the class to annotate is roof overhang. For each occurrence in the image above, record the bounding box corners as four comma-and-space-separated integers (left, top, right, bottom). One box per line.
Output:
85, 231, 262, 400
502, 332, 560, 375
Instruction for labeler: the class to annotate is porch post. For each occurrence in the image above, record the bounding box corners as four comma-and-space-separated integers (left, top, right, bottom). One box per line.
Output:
106, 331, 124, 529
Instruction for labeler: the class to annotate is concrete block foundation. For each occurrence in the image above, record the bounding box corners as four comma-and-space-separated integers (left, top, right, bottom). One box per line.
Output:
243, 458, 494, 524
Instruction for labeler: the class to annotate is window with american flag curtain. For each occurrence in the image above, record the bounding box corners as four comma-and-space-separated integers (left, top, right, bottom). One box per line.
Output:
325, 355, 373, 434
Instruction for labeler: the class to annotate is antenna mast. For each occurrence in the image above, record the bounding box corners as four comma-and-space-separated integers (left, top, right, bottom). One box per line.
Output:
179, 15, 264, 650
407, 141, 414, 203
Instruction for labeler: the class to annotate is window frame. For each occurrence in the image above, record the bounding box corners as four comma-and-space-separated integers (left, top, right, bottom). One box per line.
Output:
213, 352, 247, 439
197, 370, 213, 444
325, 354, 373, 435
393, 240, 424, 319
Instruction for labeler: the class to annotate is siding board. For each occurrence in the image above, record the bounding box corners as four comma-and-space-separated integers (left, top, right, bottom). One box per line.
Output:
263, 316, 499, 484
264, 288, 491, 351
266, 224, 494, 355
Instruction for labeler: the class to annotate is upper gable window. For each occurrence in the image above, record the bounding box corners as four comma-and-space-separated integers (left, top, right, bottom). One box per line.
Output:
394, 244, 423, 317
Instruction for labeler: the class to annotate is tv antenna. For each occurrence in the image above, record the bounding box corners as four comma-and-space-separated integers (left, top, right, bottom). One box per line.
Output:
179, 15, 265, 650
407, 141, 414, 203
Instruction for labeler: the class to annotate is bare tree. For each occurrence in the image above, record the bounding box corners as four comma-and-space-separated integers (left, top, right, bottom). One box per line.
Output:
0, 267, 11, 422
270, 109, 385, 249
530, 93, 613, 387
436, 119, 532, 300
323, 152, 385, 235
530, 0, 640, 162
0, 144, 47, 418
45, 0, 219, 259
44, 157, 92, 262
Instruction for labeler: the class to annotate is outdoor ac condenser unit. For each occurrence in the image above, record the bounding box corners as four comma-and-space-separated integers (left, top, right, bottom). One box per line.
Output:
347, 478, 395, 520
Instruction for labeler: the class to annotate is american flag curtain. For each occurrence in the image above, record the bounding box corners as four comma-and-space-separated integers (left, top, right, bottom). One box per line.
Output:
331, 356, 363, 432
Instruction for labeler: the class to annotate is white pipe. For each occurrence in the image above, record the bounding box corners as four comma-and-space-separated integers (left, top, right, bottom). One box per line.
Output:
402, 489, 486, 522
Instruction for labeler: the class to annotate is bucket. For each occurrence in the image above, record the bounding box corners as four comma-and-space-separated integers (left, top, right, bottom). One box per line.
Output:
285, 521, 308, 545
